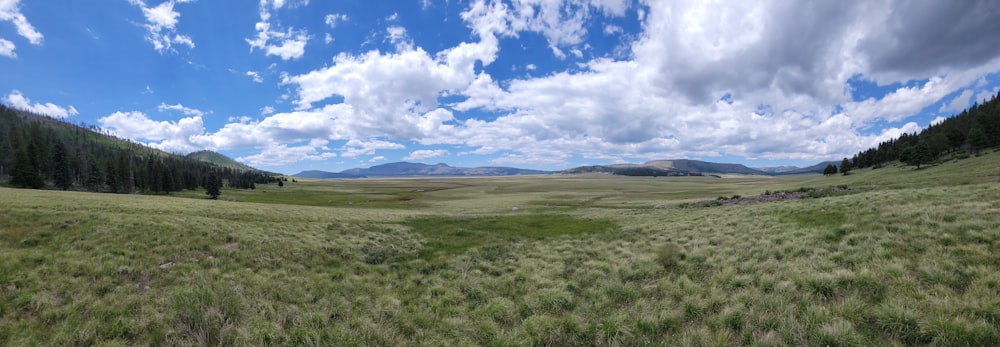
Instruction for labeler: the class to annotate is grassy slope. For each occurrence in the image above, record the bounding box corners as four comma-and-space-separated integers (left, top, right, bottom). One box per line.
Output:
1, 152, 999, 345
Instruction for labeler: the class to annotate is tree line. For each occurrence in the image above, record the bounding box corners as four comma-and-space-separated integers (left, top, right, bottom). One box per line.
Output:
850, 90, 1000, 170
0, 105, 277, 194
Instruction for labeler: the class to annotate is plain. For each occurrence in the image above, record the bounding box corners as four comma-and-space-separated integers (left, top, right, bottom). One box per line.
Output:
1, 151, 999, 346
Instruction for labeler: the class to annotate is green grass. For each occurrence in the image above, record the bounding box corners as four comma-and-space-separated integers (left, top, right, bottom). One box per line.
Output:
2, 153, 1000, 345
404, 215, 616, 259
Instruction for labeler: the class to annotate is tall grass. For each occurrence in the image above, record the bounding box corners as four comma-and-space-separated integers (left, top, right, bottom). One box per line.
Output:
2, 154, 1000, 345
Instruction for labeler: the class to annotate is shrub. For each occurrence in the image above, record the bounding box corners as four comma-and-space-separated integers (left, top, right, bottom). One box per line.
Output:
656, 243, 684, 271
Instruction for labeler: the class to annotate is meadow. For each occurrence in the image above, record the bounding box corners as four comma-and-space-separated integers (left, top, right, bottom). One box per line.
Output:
1, 152, 999, 346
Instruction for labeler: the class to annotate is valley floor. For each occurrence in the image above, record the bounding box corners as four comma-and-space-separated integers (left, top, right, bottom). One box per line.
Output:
1, 152, 999, 345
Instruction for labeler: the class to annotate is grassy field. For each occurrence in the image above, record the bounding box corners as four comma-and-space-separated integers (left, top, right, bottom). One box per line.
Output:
2, 152, 1000, 345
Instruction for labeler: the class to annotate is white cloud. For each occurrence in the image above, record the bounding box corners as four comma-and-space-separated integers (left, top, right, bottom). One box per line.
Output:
3, 90, 78, 118
247, 0, 310, 60
461, 0, 629, 58
280, 33, 495, 141
157, 102, 207, 117
154, 0, 1000, 169
939, 89, 974, 114
324, 13, 348, 28
404, 149, 449, 161
237, 139, 336, 167
0, 0, 42, 57
98, 110, 204, 153
975, 88, 999, 104
369, 156, 386, 162
130, 0, 195, 53
0, 38, 13, 58
0, 0, 42, 44
246, 70, 264, 83
603, 24, 623, 35
261, 106, 275, 115
341, 139, 405, 158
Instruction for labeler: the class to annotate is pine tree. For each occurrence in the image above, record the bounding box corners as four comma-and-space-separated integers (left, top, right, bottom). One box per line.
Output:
967, 123, 988, 153
86, 159, 103, 192
839, 158, 851, 176
11, 148, 44, 189
904, 141, 934, 169
205, 173, 221, 199
52, 142, 72, 190
105, 160, 119, 193
823, 164, 837, 176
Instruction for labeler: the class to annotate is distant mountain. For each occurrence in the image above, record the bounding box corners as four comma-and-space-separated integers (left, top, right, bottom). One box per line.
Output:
770, 161, 840, 175
645, 159, 767, 175
293, 170, 367, 179
294, 162, 551, 178
562, 159, 767, 176
295, 158, 838, 179
755, 165, 802, 173
186, 150, 256, 171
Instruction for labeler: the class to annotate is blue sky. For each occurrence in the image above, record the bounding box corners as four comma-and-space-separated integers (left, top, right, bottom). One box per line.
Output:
2, 0, 1000, 174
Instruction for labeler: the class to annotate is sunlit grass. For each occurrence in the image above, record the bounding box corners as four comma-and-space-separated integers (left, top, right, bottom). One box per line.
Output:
2, 153, 1000, 345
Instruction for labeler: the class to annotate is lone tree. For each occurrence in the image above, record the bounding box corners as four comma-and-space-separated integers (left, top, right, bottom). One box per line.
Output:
823, 163, 838, 176
205, 174, 221, 199
839, 158, 852, 176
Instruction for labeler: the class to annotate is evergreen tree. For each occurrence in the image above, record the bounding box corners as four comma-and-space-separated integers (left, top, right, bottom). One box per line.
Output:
86, 159, 103, 192
967, 123, 988, 153
823, 164, 837, 176
11, 148, 44, 189
52, 142, 72, 190
903, 141, 934, 169
839, 158, 851, 176
105, 160, 119, 193
205, 173, 221, 199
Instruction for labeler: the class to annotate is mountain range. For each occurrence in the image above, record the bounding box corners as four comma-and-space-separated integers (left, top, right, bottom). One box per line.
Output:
293, 159, 836, 179
293, 162, 550, 178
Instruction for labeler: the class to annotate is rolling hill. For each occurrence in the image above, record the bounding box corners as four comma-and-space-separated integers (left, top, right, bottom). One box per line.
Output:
561, 159, 771, 176
186, 150, 258, 172
294, 162, 551, 178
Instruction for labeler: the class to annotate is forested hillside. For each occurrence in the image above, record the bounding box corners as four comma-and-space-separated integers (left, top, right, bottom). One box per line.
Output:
851, 91, 1000, 169
0, 105, 276, 193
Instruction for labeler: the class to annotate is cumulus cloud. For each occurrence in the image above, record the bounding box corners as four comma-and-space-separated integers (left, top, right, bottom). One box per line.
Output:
940, 89, 974, 114
98, 110, 204, 153
247, 0, 310, 60
134, 0, 1000, 168
3, 90, 78, 118
975, 88, 999, 105
459, 0, 629, 58
435, 0, 1000, 163
857, 1, 1000, 82
246, 70, 264, 83
404, 149, 449, 161
157, 102, 207, 117
0, 0, 43, 57
340, 139, 405, 158
130, 0, 195, 53
324, 13, 348, 28
0, 38, 14, 58
237, 139, 336, 167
